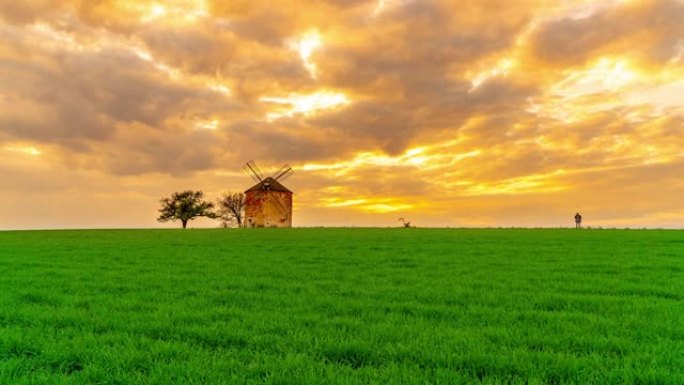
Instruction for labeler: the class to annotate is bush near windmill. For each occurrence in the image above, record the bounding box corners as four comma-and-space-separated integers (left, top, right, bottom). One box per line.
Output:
217, 192, 246, 228
242, 160, 294, 228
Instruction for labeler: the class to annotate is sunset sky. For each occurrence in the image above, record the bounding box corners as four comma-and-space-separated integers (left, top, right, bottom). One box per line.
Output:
1, 0, 683, 229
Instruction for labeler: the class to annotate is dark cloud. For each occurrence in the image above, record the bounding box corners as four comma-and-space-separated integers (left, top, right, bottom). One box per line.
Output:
531, 0, 684, 66
0, 19, 245, 175
1, 45, 226, 139
228, 119, 350, 162
0, 0, 63, 24
0, 0, 682, 228
101, 123, 222, 175
0, 0, 542, 172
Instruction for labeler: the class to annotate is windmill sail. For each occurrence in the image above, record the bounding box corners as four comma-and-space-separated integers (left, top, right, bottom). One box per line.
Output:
242, 159, 293, 228
243, 160, 264, 183
269, 194, 289, 219
272, 165, 293, 182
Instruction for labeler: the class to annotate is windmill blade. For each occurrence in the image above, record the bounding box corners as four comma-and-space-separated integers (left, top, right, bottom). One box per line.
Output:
246, 160, 265, 180
272, 165, 294, 182
269, 194, 289, 219
277, 168, 294, 182
242, 164, 261, 183
242, 160, 264, 182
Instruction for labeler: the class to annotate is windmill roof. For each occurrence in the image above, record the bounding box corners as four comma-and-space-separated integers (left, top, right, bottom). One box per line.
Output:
245, 177, 292, 193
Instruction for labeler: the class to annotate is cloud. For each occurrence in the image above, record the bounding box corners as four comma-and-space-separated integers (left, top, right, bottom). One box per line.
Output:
0, 0, 682, 228
530, 0, 684, 67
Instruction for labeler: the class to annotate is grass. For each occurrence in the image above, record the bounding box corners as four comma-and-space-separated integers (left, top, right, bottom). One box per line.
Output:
0, 228, 683, 384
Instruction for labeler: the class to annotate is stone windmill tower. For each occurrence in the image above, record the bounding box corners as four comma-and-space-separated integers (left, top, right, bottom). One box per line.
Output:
242, 160, 294, 228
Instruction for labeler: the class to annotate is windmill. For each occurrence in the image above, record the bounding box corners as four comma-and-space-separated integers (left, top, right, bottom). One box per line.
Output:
242, 160, 294, 228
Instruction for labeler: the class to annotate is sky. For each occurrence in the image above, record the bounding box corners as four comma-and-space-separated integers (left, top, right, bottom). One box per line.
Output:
0, 0, 683, 229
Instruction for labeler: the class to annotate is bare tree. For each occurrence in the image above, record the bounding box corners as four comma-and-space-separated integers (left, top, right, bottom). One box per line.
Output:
157, 190, 217, 229
217, 192, 246, 227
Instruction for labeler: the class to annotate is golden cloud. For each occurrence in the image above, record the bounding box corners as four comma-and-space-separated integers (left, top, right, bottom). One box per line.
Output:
0, 0, 682, 229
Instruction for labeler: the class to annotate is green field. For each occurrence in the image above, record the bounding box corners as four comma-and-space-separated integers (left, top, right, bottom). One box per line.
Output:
1, 229, 683, 384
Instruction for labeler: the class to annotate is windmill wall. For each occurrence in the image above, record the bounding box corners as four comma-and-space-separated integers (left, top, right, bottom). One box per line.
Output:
244, 190, 293, 228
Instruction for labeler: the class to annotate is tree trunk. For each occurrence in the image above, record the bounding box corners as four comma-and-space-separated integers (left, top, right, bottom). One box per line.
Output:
182, 220, 188, 229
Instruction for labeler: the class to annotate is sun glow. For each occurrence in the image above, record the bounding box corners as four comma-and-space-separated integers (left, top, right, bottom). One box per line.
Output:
302, 145, 480, 175
554, 57, 639, 97
208, 83, 231, 96
301, 150, 426, 173
194, 119, 219, 130
528, 57, 643, 122
319, 197, 416, 213
3, 145, 42, 156
468, 58, 517, 91
289, 30, 323, 78
371, 0, 390, 17
138, 0, 209, 23
451, 169, 569, 196
370, 0, 411, 18
260, 92, 349, 120
362, 202, 415, 213
148, 5, 168, 20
